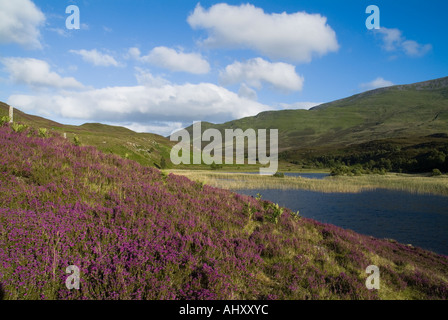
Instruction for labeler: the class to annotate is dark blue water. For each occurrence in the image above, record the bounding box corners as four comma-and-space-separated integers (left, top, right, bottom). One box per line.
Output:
283, 172, 329, 179
235, 189, 448, 256
235, 172, 330, 179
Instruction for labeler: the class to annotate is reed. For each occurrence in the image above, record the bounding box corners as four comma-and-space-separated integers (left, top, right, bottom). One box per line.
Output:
166, 170, 448, 196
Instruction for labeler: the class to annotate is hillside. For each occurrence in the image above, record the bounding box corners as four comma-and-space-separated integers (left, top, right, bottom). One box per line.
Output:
0, 101, 174, 168
182, 77, 448, 172
189, 76, 448, 149
0, 123, 447, 300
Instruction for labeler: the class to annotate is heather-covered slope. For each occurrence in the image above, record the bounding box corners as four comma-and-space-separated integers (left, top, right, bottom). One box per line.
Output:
0, 124, 447, 300
0, 101, 174, 168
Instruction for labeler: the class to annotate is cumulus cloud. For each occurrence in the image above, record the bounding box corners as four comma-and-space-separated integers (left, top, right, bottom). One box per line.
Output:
401, 40, 432, 57
135, 68, 171, 87
124, 121, 184, 136
360, 77, 394, 91
128, 47, 142, 60
7, 77, 271, 133
70, 49, 120, 67
238, 84, 257, 101
220, 58, 304, 92
48, 27, 69, 37
130, 46, 210, 74
1, 57, 84, 89
0, 0, 45, 49
187, 3, 339, 62
375, 27, 432, 57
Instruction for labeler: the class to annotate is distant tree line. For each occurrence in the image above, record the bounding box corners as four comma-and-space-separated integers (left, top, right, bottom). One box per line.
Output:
283, 139, 448, 175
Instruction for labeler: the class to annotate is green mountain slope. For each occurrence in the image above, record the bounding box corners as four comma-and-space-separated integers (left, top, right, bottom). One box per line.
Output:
0, 101, 175, 168
185, 76, 448, 151
179, 77, 448, 172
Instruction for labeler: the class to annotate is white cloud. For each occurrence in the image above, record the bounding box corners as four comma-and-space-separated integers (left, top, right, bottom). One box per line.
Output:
1, 57, 84, 89
375, 27, 432, 57
135, 68, 171, 87
124, 121, 184, 136
238, 84, 257, 101
187, 3, 339, 63
401, 40, 432, 58
0, 0, 45, 49
48, 27, 69, 37
130, 46, 210, 74
70, 49, 120, 67
376, 27, 402, 51
127, 47, 141, 60
360, 77, 394, 91
278, 102, 322, 110
220, 58, 304, 92
7, 76, 271, 133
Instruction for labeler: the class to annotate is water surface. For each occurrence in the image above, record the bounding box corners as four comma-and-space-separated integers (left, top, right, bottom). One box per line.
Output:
235, 188, 448, 256
233, 172, 329, 179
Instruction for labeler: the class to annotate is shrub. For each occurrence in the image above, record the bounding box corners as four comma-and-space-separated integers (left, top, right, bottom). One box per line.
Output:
431, 168, 442, 176
210, 163, 223, 170
73, 136, 81, 146
0, 116, 10, 126
11, 122, 27, 133
38, 128, 48, 138
273, 172, 284, 178
265, 202, 284, 224
290, 210, 301, 221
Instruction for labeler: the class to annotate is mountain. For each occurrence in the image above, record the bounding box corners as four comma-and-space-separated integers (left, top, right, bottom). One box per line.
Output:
185, 76, 448, 151
0, 101, 174, 168
1, 123, 447, 299
182, 77, 448, 171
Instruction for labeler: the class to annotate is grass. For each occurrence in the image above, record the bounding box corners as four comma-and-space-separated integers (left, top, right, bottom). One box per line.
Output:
166, 170, 448, 196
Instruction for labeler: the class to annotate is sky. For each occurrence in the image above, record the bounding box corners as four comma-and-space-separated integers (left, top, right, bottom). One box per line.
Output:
0, 0, 447, 136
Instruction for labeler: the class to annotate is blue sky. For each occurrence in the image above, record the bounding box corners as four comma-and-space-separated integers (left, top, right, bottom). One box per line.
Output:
1, 0, 447, 135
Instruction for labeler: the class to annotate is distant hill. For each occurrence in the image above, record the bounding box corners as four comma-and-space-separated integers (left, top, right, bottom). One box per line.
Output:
185, 76, 448, 151
182, 77, 448, 172
0, 101, 174, 168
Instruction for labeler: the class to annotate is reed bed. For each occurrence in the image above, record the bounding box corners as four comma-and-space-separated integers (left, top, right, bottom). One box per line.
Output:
167, 170, 448, 196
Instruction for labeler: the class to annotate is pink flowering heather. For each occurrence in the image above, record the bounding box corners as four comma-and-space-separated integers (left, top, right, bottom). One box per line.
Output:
0, 123, 447, 300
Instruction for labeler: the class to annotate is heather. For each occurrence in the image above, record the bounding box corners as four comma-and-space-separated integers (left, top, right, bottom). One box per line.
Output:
0, 124, 447, 300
